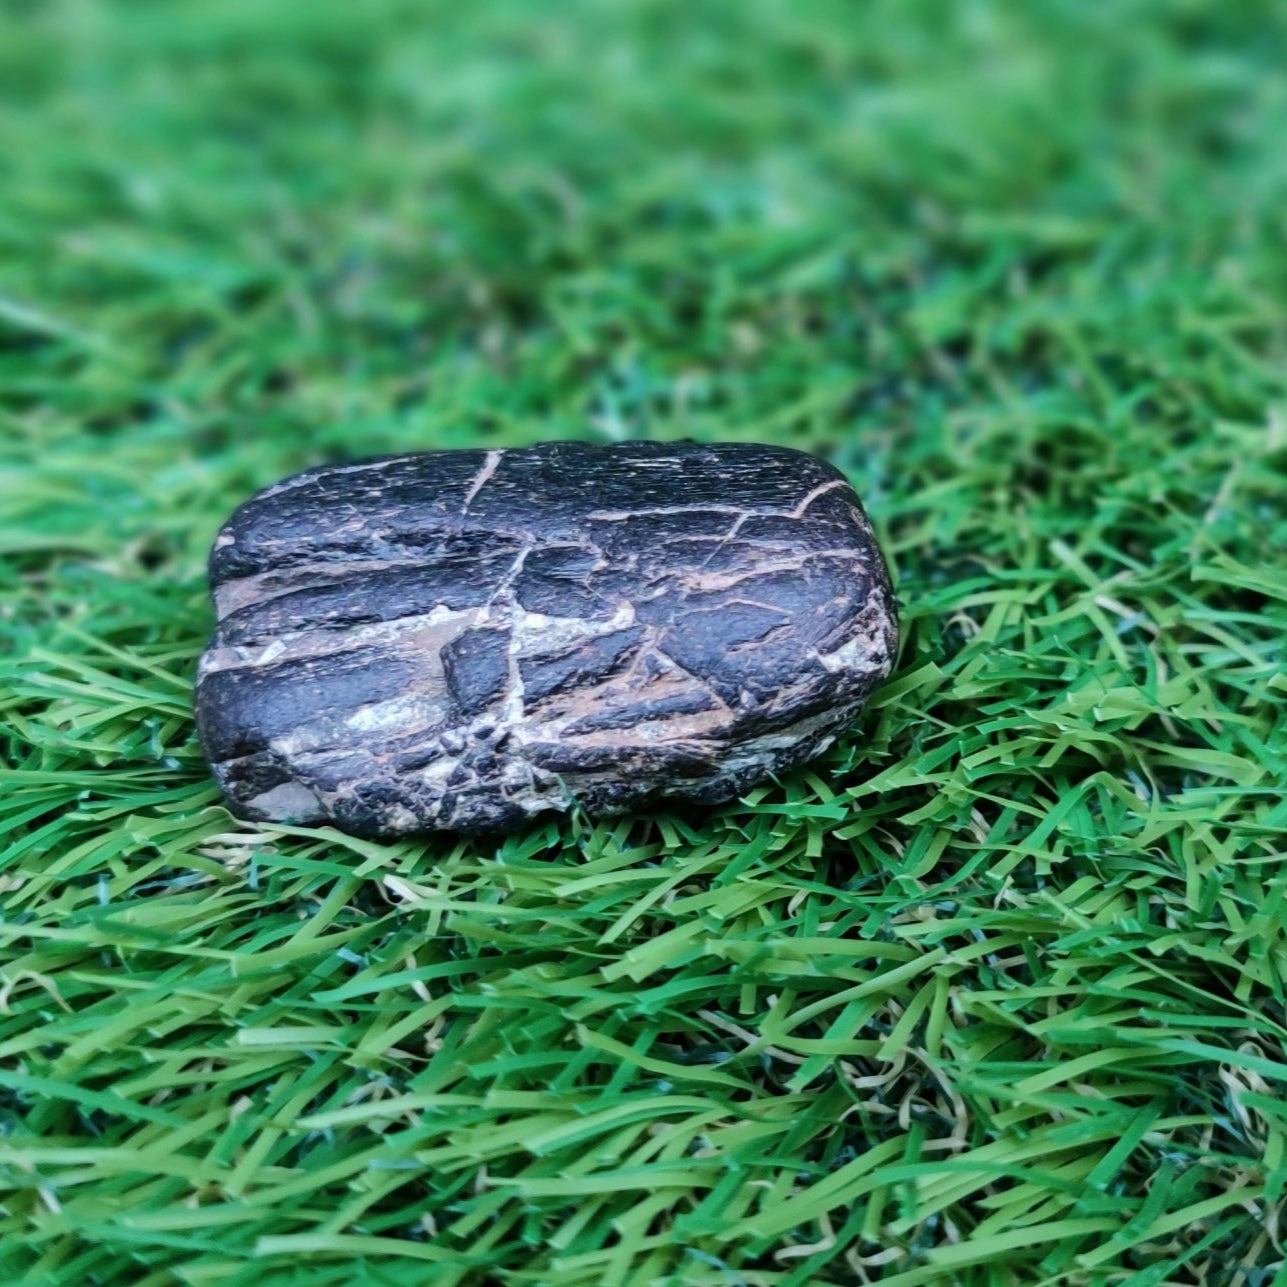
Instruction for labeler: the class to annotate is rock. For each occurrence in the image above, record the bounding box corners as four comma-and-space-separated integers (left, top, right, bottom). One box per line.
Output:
195, 441, 898, 837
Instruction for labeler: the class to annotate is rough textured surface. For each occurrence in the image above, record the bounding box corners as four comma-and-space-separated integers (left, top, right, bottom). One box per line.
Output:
195, 441, 897, 835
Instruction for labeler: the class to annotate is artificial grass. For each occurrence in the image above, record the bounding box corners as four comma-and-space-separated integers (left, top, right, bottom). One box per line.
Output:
2, 0, 1286, 1283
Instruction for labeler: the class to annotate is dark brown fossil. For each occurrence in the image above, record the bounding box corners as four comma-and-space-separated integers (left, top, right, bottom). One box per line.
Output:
195, 441, 898, 837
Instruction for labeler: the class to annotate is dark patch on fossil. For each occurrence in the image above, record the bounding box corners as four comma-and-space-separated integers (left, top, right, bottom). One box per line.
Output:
518, 625, 646, 704
442, 626, 513, 716
198, 647, 420, 762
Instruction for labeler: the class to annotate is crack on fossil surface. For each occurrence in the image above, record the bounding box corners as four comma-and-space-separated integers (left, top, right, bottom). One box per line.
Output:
460, 448, 502, 514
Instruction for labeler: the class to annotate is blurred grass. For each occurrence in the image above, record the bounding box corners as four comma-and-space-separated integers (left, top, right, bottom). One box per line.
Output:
2, 0, 1287, 1283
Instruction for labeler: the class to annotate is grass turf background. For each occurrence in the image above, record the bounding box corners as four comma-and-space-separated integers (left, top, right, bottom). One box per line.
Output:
2, 1, 1287, 1283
